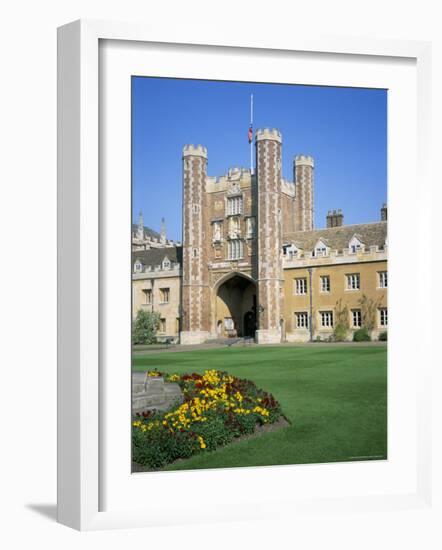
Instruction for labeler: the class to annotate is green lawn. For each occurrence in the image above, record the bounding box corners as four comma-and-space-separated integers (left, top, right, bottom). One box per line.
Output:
132, 344, 387, 470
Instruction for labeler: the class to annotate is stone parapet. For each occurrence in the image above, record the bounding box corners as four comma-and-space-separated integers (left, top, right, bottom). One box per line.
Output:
256, 128, 282, 143
294, 154, 314, 167
183, 144, 207, 158
283, 247, 387, 269
281, 178, 295, 197
205, 169, 253, 193
132, 267, 181, 280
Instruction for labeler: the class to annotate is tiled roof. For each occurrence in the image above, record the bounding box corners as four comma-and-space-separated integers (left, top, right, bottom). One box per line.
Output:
284, 221, 387, 251
132, 246, 182, 268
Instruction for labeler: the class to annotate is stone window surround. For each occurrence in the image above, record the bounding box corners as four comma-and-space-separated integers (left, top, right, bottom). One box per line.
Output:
159, 287, 170, 304
294, 277, 308, 295
142, 288, 152, 304
320, 275, 330, 293
159, 318, 166, 333
351, 309, 362, 328
378, 270, 388, 288
346, 273, 361, 291
379, 307, 388, 327
227, 239, 244, 260
226, 195, 243, 216
295, 311, 309, 329
319, 310, 334, 328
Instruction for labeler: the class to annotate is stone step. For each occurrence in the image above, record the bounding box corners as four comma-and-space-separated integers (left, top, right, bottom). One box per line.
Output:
132, 375, 183, 414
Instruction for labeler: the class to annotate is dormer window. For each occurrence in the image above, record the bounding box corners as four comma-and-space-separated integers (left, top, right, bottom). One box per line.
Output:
314, 239, 328, 257
283, 244, 299, 259
349, 235, 364, 254
162, 257, 171, 270
134, 261, 143, 273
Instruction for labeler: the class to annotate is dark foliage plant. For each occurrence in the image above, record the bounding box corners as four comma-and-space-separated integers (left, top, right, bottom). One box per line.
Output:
353, 327, 371, 342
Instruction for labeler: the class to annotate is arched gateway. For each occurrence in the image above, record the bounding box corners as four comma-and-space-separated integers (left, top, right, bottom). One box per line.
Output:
214, 273, 257, 338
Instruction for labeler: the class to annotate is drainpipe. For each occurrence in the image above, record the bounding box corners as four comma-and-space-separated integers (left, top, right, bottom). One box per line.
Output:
307, 267, 313, 342
151, 278, 154, 313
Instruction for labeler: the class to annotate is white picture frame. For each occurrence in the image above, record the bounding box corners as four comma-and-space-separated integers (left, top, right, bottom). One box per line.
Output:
57, 19, 433, 531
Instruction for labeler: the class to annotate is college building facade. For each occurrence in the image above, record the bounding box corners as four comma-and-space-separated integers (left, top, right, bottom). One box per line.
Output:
132, 128, 387, 344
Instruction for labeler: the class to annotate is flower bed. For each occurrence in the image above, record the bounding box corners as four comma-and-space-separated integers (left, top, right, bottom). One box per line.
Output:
132, 369, 283, 470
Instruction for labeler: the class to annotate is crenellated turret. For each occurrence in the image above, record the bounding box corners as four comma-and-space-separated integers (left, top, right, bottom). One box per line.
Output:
180, 144, 211, 344
254, 128, 284, 344
294, 154, 314, 231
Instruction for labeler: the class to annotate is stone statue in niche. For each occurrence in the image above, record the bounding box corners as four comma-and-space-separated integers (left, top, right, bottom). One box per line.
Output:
213, 221, 222, 242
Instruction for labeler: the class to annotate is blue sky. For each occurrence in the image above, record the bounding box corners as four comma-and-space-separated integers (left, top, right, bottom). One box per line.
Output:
132, 77, 387, 241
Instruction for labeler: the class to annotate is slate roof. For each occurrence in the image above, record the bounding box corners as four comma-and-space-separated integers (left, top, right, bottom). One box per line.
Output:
131, 224, 161, 240
132, 246, 182, 268
284, 221, 387, 252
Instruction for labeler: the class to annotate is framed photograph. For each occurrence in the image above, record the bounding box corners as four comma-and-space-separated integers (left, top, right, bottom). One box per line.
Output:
57, 20, 433, 530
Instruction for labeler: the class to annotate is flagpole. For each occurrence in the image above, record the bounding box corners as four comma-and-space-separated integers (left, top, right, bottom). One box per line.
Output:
250, 94, 254, 175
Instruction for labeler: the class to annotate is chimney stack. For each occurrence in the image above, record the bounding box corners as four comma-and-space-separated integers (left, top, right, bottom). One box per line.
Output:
326, 209, 344, 228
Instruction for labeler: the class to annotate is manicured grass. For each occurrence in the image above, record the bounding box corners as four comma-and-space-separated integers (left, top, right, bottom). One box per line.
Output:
132, 344, 387, 470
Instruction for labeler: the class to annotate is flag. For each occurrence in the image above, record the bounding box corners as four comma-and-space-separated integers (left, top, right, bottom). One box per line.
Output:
248, 124, 253, 144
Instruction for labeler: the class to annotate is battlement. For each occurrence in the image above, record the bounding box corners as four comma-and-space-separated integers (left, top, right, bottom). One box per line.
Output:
256, 128, 282, 143
227, 166, 248, 178
183, 144, 208, 158
281, 178, 295, 197
294, 154, 314, 167
206, 168, 253, 193
283, 244, 387, 268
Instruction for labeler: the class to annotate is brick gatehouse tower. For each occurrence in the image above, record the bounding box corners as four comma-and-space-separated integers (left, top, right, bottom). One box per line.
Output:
180, 128, 314, 344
